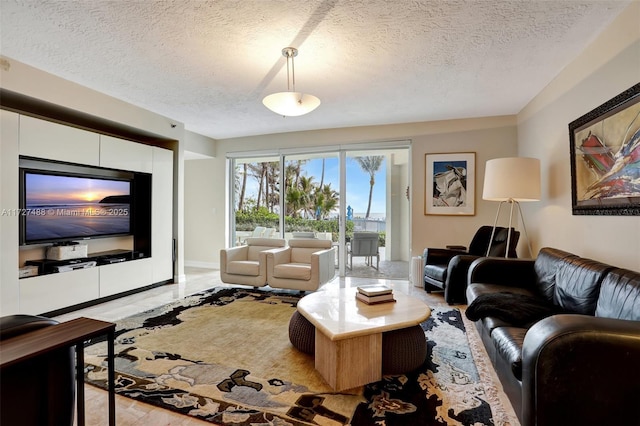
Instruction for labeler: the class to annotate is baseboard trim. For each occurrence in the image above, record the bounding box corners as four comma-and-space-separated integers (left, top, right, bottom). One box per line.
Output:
41, 279, 173, 317
184, 260, 219, 269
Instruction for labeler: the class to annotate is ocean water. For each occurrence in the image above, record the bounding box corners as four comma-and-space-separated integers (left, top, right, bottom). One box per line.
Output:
25, 203, 130, 240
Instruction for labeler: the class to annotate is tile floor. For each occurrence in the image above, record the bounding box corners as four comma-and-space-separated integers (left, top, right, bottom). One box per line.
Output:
56, 267, 516, 426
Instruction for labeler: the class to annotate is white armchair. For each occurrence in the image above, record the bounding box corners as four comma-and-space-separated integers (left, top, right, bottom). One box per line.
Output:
266, 238, 335, 292
220, 237, 285, 287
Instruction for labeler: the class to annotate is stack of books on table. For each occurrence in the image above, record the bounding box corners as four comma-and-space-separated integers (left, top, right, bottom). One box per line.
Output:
355, 285, 395, 305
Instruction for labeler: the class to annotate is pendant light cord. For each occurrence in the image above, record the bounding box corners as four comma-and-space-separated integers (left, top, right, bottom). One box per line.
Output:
285, 49, 296, 92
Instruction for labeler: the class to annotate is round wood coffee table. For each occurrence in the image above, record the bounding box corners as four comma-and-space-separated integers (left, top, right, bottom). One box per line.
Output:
296, 287, 431, 390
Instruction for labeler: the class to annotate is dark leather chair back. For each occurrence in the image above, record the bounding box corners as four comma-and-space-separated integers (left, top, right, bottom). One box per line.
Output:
468, 225, 519, 258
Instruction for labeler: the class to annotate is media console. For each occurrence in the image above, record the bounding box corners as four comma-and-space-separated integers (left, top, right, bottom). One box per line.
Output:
25, 249, 146, 276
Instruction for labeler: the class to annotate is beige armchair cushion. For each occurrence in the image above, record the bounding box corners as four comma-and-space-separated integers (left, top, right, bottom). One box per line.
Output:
273, 263, 311, 280
227, 260, 260, 276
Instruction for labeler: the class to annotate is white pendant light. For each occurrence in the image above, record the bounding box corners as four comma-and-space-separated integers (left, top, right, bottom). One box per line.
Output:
263, 47, 320, 117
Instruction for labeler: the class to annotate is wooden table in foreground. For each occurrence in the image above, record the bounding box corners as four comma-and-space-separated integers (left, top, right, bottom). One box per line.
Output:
297, 287, 431, 391
0, 317, 116, 426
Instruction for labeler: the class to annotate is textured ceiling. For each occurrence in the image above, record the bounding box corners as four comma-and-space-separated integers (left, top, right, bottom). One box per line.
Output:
0, 0, 631, 140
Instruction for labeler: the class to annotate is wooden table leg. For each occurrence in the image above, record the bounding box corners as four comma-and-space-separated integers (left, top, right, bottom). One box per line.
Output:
314, 330, 382, 391
107, 329, 116, 426
75, 343, 85, 426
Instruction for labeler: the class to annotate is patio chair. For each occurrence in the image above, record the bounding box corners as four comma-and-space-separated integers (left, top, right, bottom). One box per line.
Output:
292, 231, 316, 238
220, 237, 285, 287
236, 226, 267, 245
263, 228, 277, 238
348, 231, 380, 270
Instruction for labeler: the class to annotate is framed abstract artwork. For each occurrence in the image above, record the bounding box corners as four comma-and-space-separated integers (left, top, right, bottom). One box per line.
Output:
569, 83, 640, 215
425, 152, 475, 215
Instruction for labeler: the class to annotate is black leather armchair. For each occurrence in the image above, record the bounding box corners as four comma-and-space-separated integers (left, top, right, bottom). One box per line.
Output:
422, 225, 519, 304
0, 314, 75, 426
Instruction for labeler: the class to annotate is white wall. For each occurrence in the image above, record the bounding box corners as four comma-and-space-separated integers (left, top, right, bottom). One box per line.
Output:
517, 1, 640, 271
183, 115, 519, 267
184, 156, 227, 268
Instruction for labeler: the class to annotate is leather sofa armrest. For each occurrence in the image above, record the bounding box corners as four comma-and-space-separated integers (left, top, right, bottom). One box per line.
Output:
521, 314, 640, 426
443, 254, 480, 304
468, 257, 537, 288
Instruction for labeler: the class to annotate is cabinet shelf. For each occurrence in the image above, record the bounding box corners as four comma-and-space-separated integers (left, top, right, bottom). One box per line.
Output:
24, 250, 147, 277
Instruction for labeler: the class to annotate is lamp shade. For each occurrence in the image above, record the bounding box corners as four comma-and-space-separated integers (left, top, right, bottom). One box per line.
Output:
483, 157, 541, 201
262, 91, 321, 116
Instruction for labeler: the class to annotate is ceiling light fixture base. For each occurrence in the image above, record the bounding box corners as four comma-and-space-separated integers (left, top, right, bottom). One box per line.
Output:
282, 47, 298, 58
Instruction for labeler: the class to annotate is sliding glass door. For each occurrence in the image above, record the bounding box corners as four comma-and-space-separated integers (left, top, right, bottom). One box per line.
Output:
231, 155, 280, 245
228, 143, 410, 278
344, 148, 410, 277
283, 153, 340, 243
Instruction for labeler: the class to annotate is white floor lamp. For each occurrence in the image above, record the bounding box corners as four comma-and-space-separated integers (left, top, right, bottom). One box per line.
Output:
483, 157, 541, 258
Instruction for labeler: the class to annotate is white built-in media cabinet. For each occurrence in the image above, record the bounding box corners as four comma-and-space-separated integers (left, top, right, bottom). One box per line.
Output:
0, 110, 174, 315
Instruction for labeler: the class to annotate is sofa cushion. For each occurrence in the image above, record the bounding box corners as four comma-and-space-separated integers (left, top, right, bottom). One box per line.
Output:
481, 316, 513, 336
273, 263, 311, 280
533, 247, 577, 302
466, 292, 561, 328
554, 257, 611, 315
595, 268, 640, 321
227, 260, 260, 276
492, 326, 527, 380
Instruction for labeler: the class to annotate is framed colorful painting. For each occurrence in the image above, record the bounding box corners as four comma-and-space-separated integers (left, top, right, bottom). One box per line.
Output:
425, 152, 475, 215
569, 83, 640, 215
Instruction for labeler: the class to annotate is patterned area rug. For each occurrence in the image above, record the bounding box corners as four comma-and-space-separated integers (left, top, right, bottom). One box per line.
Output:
84, 287, 497, 425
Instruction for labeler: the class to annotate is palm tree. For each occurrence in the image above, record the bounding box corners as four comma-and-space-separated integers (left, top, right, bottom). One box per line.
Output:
285, 187, 300, 217
314, 183, 339, 219
354, 156, 384, 218
265, 162, 279, 212
298, 176, 316, 218
236, 162, 247, 211
318, 158, 325, 189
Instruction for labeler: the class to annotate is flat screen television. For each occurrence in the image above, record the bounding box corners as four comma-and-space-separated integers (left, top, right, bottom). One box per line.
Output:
19, 168, 133, 245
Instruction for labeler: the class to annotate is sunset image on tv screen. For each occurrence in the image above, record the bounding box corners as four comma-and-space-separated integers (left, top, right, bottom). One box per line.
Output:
24, 172, 131, 242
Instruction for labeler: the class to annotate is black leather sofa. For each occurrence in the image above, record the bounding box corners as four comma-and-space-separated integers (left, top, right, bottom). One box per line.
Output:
0, 314, 75, 426
464, 247, 640, 426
